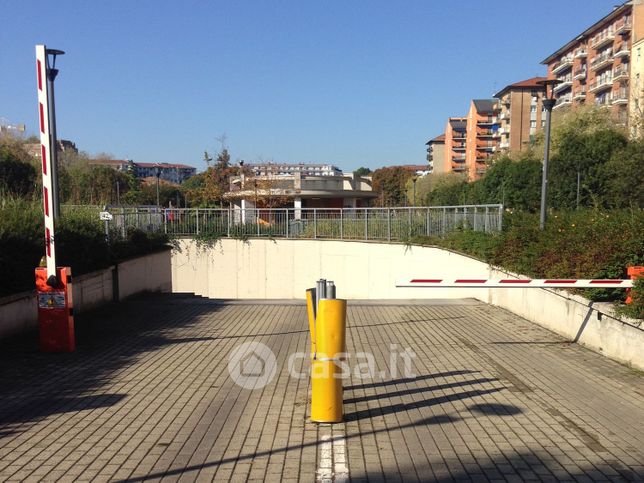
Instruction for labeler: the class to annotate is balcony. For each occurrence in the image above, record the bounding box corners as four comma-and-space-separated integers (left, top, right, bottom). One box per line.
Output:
573, 88, 587, 100
452, 132, 466, 140
589, 76, 613, 93
591, 29, 615, 49
477, 143, 496, 152
614, 18, 632, 35
613, 64, 630, 82
613, 43, 630, 59
574, 48, 587, 59
475, 167, 487, 175
553, 96, 572, 110
552, 56, 574, 74
553, 78, 573, 93
498, 126, 510, 135
499, 141, 510, 149
595, 94, 612, 107
451, 164, 466, 172
452, 155, 466, 162
477, 129, 500, 138
499, 111, 510, 120
477, 116, 498, 126
591, 53, 614, 72
612, 87, 629, 105
573, 67, 587, 80
452, 143, 466, 151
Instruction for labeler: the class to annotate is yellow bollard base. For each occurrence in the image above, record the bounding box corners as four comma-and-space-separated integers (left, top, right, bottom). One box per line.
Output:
311, 360, 343, 423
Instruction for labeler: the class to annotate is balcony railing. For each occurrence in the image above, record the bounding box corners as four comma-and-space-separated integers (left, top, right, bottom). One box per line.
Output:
595, 94, 612, 107
574, 48, 587, 59
452, 143, 466, 151
591, 29, 615, 49
573, 67, 587, 80
452, 155, 466, 162
591, 52, 614, 71
553, 78, 573, 93
477, 129, 499, 138
573, 88, 587, 100
477, 116, 498, 125
552, 56, 574, 74
452, 132, 466, 140
451, 164, 466, 172
553, 96, 572, 110
614, 17, 632, 35
612, 87, 629, 105
613, 64, 630, 81
589, 76, 613, 93
613, 43, 630, 58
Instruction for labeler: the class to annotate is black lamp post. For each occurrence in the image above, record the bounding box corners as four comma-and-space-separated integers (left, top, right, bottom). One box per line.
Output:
412, 176, 418, 207
46, 48, 64, 219
155, 166, 161, 206
536, 78, 561, 230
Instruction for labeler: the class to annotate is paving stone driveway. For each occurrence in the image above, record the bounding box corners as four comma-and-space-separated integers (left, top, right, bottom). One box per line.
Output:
0, 294, 643, 482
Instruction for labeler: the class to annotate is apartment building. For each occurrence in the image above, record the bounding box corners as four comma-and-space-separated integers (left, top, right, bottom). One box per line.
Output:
541, 1, 644, 125
466, 100, 500, 181
89, 159, 197, 184
494, 77, 547, 153
244, 163, 342, 177
443, 117, 468, 177
425, 134, 446, 174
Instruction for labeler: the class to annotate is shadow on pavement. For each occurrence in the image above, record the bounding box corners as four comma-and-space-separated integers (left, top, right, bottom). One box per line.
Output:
0, 293, 223, 433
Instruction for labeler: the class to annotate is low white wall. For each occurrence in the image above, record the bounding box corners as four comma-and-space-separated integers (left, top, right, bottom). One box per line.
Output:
0, 249, 172, 339
172, 239, 644, 370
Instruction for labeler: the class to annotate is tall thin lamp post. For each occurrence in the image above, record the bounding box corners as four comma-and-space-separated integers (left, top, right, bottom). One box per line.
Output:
46, 49, 64, 219
155, 166, 161, 207
536, 78, 561, 230
412, 176, 417, 207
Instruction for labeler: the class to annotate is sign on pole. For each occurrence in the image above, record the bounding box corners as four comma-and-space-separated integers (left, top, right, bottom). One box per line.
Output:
36, 44, 57, 279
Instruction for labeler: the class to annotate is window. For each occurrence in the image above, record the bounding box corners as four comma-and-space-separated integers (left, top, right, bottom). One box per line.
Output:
530, 105, 537, 113
530, 120, 537, 128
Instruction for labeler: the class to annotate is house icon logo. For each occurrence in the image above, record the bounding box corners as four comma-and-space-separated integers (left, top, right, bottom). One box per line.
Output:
228, 341, 277, 389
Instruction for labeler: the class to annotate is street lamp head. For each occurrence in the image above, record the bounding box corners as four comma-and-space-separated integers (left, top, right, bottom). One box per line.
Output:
536, 78, 562, 101
45, 49, 65, 69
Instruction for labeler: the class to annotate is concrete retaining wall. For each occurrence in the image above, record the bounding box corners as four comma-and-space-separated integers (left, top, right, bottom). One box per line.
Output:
0, 249, 172, 339
171, 239, 643, 369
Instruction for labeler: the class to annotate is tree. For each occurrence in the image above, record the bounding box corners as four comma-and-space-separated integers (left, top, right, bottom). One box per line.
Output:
0, 134, 38, 197
604, 140, 644, 208
354, 167, 372, 176
371, 167, 414, 206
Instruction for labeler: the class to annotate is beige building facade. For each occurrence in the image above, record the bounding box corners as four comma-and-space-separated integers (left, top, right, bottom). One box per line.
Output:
494, 77, 547, 153
425, 134, 447, 174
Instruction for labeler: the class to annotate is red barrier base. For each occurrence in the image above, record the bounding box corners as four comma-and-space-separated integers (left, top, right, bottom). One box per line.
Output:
35, 267, 75, 352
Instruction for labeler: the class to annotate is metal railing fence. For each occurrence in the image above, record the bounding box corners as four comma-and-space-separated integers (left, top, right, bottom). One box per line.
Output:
104, 205, 503, 241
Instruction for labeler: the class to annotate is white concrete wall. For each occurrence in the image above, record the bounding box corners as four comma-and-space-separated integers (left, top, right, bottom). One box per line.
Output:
0, 249, 172, 339
171, 239, 643, 370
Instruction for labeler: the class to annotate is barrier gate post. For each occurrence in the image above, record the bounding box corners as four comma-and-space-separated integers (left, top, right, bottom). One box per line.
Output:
35, 44, 75, 352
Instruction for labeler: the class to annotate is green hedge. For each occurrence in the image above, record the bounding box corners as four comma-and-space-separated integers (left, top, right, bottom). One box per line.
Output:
0, 198, 168, 297
411, 209, 644, 319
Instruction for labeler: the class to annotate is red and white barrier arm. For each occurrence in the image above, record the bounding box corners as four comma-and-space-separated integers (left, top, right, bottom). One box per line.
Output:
36, 45, 57, 279
396, 278, 634, 289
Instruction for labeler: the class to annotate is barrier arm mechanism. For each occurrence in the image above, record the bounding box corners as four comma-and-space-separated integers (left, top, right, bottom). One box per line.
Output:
36, 44, 57, 282
34, 44, 75, 352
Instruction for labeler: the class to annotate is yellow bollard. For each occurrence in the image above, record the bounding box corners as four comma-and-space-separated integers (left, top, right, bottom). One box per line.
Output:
305, 288, 317, 359
311, 359, 343, 423
311, 298, 347, 423
315, 299, 346, 360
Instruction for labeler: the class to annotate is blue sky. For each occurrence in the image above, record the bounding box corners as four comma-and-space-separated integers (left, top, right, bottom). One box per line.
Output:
1, 0, 616, 172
